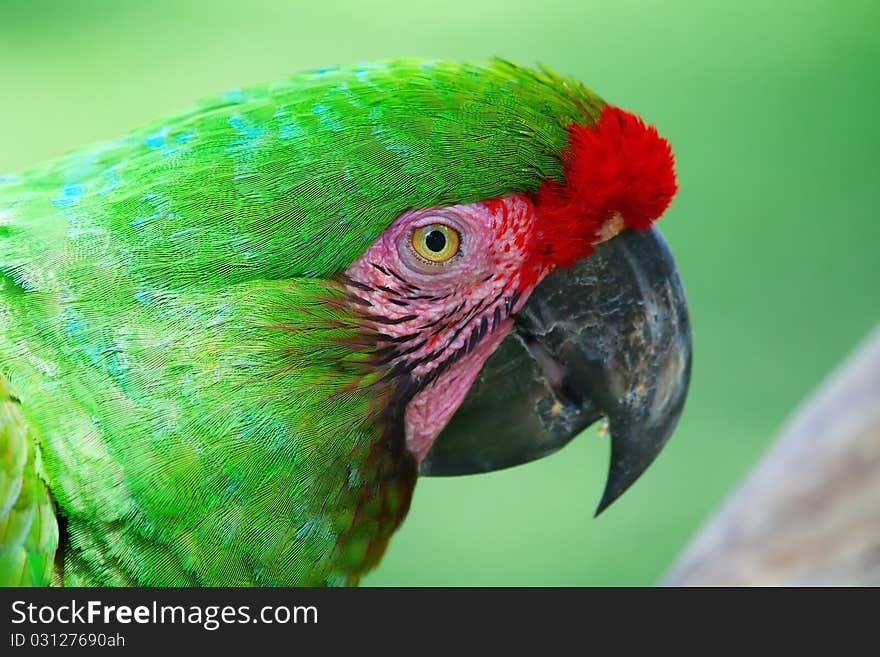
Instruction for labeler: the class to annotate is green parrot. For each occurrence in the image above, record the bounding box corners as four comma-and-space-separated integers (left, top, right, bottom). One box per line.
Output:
0, 59, 690, 586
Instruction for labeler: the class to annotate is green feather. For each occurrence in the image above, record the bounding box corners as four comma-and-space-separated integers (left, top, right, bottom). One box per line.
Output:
0, 59, 603, 585
0, 373, 59, 586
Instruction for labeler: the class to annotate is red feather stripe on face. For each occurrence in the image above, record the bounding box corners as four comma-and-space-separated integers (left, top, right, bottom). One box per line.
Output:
530, 104, 678, 270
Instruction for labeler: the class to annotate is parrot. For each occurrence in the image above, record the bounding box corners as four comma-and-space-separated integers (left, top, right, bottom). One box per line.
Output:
0, 59, 690, 586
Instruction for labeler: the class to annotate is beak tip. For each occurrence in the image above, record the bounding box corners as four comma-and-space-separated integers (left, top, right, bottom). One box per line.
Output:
593, 457, 654, 517
594, 495, 615, 518
594, 461, 638, 517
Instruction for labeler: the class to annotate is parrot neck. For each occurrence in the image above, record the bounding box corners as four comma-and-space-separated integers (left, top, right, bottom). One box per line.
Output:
11, 275, 420, 585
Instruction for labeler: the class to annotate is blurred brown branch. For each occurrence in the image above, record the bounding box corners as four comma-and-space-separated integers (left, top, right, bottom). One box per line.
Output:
665, 326, 880, 585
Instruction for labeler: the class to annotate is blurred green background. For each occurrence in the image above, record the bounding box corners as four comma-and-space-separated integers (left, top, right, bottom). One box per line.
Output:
1, 0, 877, 585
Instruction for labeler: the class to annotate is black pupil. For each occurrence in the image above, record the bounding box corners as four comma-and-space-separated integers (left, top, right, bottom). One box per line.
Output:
425, 230, 446, 253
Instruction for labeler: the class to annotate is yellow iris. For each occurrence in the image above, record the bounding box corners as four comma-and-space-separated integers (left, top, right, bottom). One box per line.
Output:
411, 224, 460, 263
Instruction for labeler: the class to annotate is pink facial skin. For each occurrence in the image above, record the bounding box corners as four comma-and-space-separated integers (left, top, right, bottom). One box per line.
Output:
345, 193, 549, 462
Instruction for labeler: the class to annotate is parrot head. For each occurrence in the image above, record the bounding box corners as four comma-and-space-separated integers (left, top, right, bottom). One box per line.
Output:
341, 98, 688, 514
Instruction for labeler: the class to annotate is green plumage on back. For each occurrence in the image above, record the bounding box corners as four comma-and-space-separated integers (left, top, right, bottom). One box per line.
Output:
0, 59, 602, 585
0, 374, 57, 585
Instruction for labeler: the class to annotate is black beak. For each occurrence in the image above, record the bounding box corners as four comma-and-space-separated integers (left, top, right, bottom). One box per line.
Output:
419, 227, 692, 515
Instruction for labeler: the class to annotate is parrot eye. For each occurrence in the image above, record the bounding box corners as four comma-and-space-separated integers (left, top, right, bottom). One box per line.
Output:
411, 224, 461, 263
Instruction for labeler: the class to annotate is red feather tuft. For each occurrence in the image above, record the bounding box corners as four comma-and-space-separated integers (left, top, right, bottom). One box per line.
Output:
531, 104, 678, 270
